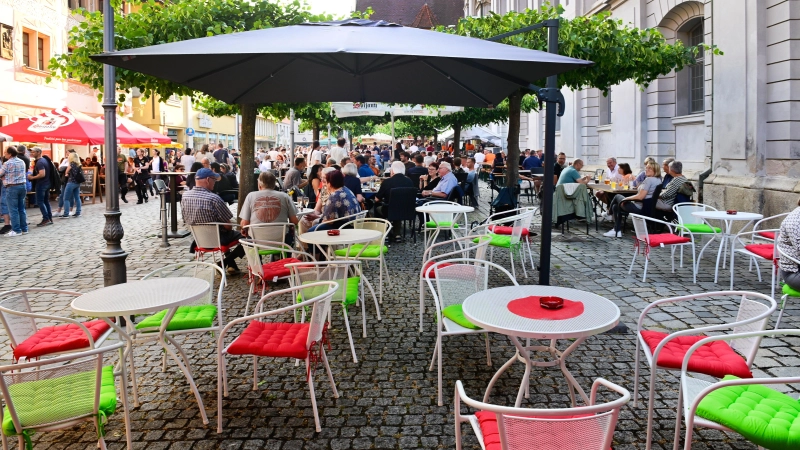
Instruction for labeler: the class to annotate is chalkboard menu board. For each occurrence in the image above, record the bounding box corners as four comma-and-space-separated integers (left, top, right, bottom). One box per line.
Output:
80, 166, 98, 203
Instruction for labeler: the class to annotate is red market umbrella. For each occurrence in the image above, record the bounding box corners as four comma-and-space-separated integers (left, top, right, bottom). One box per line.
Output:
108, 117, 172, 145
0, 107, 137, 145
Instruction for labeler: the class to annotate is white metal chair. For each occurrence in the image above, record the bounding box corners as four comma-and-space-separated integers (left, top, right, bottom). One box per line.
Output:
419, 234, 491, 332
634, 290, 777, 450
189, 222, 240, 273
454, 378, 630, 450
0, 342, 130, 450
334, 218, 392, 305
217, 282, 339, 433
137, 262, 225, 373
471, 207, 536, 279
240, 239, 315, 316
421, 200, 469, 247
287, 261, 380, 363
0, 288, 114, 364
628, 214, 698, 282
730, 228, 780, 299
242, 222, 295, 255
673, 203, 721, 270
674, 329, 800, 450
426, 258, 518, 406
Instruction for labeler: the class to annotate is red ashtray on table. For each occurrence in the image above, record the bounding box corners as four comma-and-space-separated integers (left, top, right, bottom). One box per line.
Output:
726, 210, 738, 215
327, 230, 340, 236
539, 296, 564, 310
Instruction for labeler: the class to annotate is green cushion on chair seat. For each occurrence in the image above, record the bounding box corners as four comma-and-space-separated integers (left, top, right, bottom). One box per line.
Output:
258, 249, 286, 257
442, 305, 481, 330
474, 234, 512, 248
679, 223, 722, 234
426, 221, 459, 228
697, 375, 800, 450
334, 244, 387, 258
136, 305, 218, 331
2, 365, 116, 437
782, 283, 800, 298
298, 277, 360, 307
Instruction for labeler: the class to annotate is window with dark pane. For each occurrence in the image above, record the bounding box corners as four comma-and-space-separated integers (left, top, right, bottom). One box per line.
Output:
22, 32, 29, 67
688, 23, 704, 113
37, 37, 44, 70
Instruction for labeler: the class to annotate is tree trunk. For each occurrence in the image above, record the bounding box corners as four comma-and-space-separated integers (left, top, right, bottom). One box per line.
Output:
312, 123, 320, 143
506, 90, 522, 189
453, 123, 462, 157
433, 130, 438, 147
237, 103, 257, 216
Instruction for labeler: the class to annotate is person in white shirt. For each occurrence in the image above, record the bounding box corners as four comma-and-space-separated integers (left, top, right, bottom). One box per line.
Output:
258, 158, 272, 173
603, 157, 619, 180
309, 141, 323, 169
474, 150, 486, 165
269, 148, 279, 161
151, 150, 163, 178
409, 141, 419, 154
180, 149, 195, 171
328, 137, 349, 166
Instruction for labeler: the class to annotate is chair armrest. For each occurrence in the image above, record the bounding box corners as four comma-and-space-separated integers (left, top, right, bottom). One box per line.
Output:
0, 311, 99, 348
589, 378, 631, 408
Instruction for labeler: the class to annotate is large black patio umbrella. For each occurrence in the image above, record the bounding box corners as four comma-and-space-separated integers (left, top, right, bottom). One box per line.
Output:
92, 19, 590, 107
93, 18, 592, 286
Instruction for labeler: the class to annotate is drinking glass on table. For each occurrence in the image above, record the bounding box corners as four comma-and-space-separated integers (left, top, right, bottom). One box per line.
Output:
610, 181, 617, 189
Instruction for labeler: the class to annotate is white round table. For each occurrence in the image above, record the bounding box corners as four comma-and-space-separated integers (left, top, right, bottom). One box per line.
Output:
415, 203, 474, 215
298, 228, 382, 249
692, 210, 763, 285
295, 207, 315, 217
72, 277, 211, 424
462, 285, 620, 407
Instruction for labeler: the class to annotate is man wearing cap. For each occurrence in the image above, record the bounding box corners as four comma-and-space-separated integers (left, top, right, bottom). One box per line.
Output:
180, 168, 244, 273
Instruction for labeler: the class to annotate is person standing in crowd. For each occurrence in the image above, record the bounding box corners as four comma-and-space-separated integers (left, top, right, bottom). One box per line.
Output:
59, 152, 83, 219
181, 168, 244, 274
380, 145, 391, 164
308, 141, 324, 171
117, 152, 129, 203
329, 138, 349, 166
133, 149, 151, 203
151, 149, 165, 182
213, 143, 229, 164
0, 146, 28, 235
27, 147, 53, 227
180, 148, 195, 170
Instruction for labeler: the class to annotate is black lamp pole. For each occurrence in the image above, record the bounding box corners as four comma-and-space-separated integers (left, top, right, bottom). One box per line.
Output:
100, 0, 128, 286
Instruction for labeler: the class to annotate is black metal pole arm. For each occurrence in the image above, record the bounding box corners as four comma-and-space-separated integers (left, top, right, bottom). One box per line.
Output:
535, 88, 565, 117
487, 19, 559, 42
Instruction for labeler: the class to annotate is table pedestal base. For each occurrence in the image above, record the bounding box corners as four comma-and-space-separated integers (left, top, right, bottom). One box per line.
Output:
158, 230, 191, 239
483, 336, 589, 408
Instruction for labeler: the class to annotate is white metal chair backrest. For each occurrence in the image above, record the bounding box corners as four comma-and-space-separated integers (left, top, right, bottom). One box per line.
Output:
425, 200, 459, 226
340, 218, 392, 247
752, 213, 789, 242
240, 240, 266, 279
245, 223, 294, 244
673, 203, 717, 226
730, 292, 775, 364
286, 261, 360, 309
0, 342, 125, 438
304, 283, 336, 349
422, 235, 492, 271
630, 214, 649, 243
335, 210, 368, 228
0, 289, 82, 349
427, 258, 518, 310
455, 378, 630, 450
189, 224, 223, 249
142, 262, 224, 322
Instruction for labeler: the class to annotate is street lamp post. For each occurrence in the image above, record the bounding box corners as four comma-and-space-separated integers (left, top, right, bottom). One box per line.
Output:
100, 0, 127, 286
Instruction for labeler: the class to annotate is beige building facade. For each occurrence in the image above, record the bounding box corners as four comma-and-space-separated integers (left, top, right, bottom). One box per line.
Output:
466, 0, 800, 215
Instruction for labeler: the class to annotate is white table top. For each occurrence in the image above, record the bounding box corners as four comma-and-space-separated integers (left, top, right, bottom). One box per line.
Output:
692, 211, 763, 222
295, 208, 315, 216
158, 172, 192, 176
298, 228, 383, 246
415, 203, 474, 214
462, 285, 620, 340
71, 278, 210, 317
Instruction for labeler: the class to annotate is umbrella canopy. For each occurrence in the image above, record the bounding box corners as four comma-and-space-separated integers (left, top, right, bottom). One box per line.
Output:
111, 117, 172, 145
0, 107, 138, 145
92, 19, 592, 107
331, 102, 463, 118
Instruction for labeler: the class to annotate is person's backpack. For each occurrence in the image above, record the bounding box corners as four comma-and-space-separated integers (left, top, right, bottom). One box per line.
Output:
491, 186, 518, 218
42, 155, 61, 195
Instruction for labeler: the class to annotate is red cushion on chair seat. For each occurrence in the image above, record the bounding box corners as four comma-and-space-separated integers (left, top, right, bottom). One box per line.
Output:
487, 225, 530, 236
646, 234, 691, 247
197, 240, 239, 254
226, 321, 310, 359
640, 330, 753, 378
744, 244, 774, 260
13, 319, 111, 360
261, 258, 302, 280
758, 231, 776, 240
421, 261, 453, 278
474, 411, 607, 450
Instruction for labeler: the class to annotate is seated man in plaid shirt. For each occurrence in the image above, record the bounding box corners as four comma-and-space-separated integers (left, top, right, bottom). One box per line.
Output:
180, 168, 244, 273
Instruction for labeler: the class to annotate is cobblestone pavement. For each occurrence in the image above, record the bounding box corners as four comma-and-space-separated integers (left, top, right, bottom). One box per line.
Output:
1, 184, 798, 450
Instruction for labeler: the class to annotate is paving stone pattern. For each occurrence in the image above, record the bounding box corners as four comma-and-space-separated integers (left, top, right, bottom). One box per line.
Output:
1, 184, 798, 449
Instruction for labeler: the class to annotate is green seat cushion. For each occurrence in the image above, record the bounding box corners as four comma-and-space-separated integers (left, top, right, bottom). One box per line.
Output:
334, 244, 387, 258
258, 249, 287, 257
441, 304, 481, 330
426, 221, 459, 228
474, 234, 512, 248
697, 375, 800, 450
297, 277, 360, 307
2, 365, 116, 436
679, 223, 722, 234
136, 304, 218, 331
782, 283, 800, 298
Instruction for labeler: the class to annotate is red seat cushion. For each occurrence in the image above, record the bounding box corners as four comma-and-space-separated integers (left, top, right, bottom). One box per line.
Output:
640, 330, 753, 378
474, 411, 607, 450
226, 321, 310, 359
13, 319, 111, 360
758, 231, 776, 240
744, 243, 774, 260
261, 257, 302, 280
646, 233, 691, 247
488, 225, 530, 236
197, 240, 239, 254
421, 261, 453, 278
